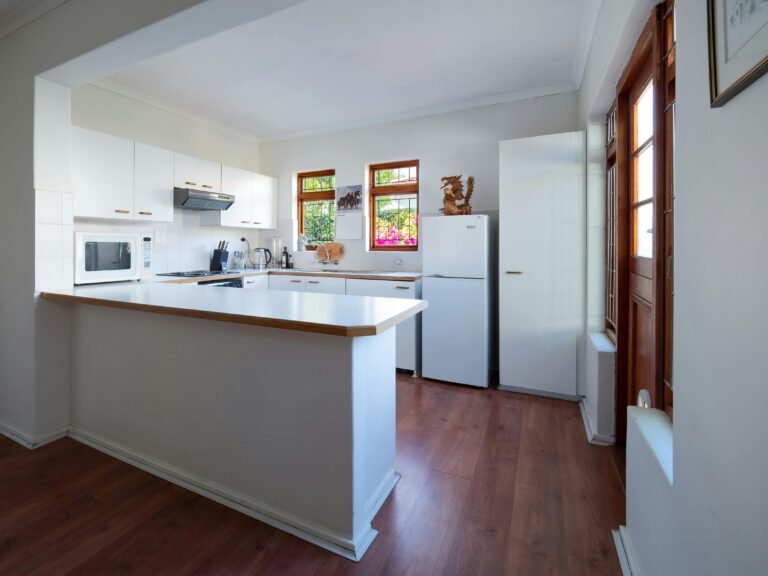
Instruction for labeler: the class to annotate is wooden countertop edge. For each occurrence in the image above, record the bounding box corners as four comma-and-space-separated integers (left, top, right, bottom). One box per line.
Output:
159, 271, 422, 284
40, 292, 427, 337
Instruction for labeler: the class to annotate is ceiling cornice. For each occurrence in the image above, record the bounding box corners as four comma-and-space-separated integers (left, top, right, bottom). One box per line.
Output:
0, 0, 69, 41
571, 0, 604, 89
261, 83, 578, 143
94, 78, 577, 145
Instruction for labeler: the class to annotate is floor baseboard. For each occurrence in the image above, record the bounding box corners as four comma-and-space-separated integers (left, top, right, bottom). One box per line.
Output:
498, 384, 581, 402
613, 526, 641, 576
0, 419, 67, 449
579, 399, 615, 445
68, 425, 379, 561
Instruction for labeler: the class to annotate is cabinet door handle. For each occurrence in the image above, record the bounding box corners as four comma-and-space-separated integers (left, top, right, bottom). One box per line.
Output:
506, 271, 523, 275
290, 280, 302, 284
138, 211, 153, 216
241, 220, 250, 224
395, 286, 411, 290
246, 280, 256, 284
114, 209, 130, 214
308, 280, 320, 284
253, 222, 261, 225
185, 181, 197, 186
202, 185, 213, 189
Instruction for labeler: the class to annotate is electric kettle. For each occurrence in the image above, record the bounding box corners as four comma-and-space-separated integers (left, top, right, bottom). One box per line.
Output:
252, 248, 272, 270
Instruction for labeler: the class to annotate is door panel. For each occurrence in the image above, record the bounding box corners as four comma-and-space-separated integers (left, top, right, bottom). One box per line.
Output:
498, 132, 585, 397
629, 296, 655, 407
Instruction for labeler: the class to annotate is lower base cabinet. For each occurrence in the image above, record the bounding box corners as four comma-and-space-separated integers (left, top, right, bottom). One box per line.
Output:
242, 275, 268, 290
346, 279, 422, 373
265, 274, 422, 372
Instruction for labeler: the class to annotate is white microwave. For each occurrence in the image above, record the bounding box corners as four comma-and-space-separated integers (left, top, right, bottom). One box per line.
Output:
75, 233, 142, 285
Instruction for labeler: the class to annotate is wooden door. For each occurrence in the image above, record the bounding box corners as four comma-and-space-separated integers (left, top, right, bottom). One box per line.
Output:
627, 55, 657, 409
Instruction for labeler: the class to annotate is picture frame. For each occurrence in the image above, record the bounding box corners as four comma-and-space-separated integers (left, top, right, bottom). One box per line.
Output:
708, 0, 768, 107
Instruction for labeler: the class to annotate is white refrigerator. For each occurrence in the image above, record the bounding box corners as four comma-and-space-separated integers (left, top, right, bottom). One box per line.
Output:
421, 214, 490, 387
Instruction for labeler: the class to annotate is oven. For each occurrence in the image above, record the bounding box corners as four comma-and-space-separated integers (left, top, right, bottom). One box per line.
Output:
75, 233, 142, 285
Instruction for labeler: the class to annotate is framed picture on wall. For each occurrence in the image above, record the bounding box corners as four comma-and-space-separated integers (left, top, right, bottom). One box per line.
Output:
708, 0, 768, 107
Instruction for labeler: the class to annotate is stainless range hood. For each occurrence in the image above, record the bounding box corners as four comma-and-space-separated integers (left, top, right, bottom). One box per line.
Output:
174, 188, 235, 211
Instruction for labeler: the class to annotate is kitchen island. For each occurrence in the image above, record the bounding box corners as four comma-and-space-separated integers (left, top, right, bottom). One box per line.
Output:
41, 283, 426, 560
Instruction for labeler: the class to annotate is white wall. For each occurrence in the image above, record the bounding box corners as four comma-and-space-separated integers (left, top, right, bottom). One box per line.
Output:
70, 84, 263, 273
624, 1, 768, 574
574, 0, 657, 411
259, 92, 580, 271
72, 83, 260, 172
0, 0, 305, 443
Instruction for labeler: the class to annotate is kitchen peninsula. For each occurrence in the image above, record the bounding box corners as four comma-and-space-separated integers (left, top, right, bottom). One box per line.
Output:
41, 283, 426, 560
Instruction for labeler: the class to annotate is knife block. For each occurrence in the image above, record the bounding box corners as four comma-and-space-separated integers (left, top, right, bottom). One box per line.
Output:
210, 249, 229, 272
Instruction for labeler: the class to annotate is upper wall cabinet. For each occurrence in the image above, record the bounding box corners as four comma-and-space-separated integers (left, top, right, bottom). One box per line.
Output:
72, 127, 134, 220
201, 165, 277, 230
174, 153, 221, 193
252, 173, 277, 229
134, 142, 174, 223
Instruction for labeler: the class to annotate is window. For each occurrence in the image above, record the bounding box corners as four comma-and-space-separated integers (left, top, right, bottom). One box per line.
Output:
632, 80, 654, 259
369, 160, 419, 251
298, 170, 335, 247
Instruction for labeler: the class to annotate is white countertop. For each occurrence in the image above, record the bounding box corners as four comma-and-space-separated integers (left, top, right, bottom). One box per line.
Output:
41, 282, 427, 337
154, 268, 422, 284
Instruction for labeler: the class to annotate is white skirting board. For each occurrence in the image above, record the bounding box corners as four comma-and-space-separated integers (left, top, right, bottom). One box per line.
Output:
613, 526, 641, 576
579, 399, 615, 445
0, 419, 67, 449
498, 384, 581, 402
69, 426, 398, 562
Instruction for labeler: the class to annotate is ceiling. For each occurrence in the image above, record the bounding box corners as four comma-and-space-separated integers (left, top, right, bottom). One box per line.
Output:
102, 0, 602, 142
0, 0, 68, 40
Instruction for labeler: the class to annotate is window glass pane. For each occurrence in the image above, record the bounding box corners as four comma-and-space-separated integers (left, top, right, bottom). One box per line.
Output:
374, 166, 418, 187
635, 82, 654, 147
373, 194, 418, 247
635, 144, 654, 202
302, 174, 335, 193
302, 200, 335, 244
634, 203, 653, 258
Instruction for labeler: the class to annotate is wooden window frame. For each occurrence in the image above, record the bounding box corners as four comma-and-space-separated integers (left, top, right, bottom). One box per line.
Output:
605, 103, 618, 342
297, 169, 336, 250
610, 0, 675, 443
368, 160, 420, 252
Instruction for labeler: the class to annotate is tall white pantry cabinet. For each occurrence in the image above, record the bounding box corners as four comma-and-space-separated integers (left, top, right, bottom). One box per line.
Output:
498, 131, 586, 398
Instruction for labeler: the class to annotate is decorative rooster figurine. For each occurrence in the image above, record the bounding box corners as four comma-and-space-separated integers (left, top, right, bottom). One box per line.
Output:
439, 175, 475, 215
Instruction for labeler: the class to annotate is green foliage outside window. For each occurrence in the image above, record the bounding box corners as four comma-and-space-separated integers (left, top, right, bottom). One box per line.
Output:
303, 200, 335, 245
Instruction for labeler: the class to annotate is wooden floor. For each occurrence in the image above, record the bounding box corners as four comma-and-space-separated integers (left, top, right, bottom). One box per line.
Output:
0, 376, 625, 575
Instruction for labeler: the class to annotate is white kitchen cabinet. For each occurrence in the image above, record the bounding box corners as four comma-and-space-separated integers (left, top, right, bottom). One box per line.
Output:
268, 274, 306, 292
242, 274, 268, 290
72, 127, 134, 220
174, 152, 221, 193
499, 132, 585, 398
252, 173, 277, 229
202, 166, 278, 230
221, 165, 254, 228
304, 276, 346, 295
346, 279, 421, 372
134, 142, 174, 223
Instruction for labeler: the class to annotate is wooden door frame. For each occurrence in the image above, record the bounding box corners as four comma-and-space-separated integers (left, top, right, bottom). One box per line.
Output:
614, 4, 672, 445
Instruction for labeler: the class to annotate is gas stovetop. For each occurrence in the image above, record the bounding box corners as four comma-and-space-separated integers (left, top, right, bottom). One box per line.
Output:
157, 270, 231, 278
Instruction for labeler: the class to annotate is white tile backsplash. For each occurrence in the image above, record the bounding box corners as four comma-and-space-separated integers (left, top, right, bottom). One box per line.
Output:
35, 189, 62, 225
36, 223, 63, 259
74, 208, 260, 275
62, 192, 73, 224
35, 257, 63, 292
62, 257, 74, 288
62, 225, 73, 258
